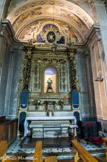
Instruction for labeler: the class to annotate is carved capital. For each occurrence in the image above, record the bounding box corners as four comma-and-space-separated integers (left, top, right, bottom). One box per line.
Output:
23, 42, 35, 53
69, 52, 74, 59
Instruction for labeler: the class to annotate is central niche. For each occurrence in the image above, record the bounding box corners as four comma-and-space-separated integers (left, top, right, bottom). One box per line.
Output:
44, 68, 56, 93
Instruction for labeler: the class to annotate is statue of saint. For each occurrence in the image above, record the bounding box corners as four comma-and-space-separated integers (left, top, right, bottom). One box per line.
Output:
47, 78, 53, 92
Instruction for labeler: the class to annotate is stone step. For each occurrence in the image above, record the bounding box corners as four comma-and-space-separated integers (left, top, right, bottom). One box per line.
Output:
32, 131, 69, 138
32, 126, 69, 138
32, 128, 68, 132
30, 124, 69, 128
27, 111, 73, 117
29, 121, 70, 128
30, 120, 70, 124
33, 128, 62, 131
28, 105, 72, 111
30, 120, 70, 139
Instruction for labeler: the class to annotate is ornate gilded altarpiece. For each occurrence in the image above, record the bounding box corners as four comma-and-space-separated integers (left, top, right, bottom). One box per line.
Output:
19, 43, 78, 113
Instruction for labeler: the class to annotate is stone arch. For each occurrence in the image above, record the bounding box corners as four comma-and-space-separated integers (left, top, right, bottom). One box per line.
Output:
6, 0, 95, 42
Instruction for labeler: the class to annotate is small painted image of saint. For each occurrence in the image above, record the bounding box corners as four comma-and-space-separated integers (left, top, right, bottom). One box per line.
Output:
44, 68, 56, 93
47, 78, 53, 93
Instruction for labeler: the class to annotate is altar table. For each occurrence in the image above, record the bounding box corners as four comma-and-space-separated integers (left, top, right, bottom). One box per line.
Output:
24, 116, 76, 136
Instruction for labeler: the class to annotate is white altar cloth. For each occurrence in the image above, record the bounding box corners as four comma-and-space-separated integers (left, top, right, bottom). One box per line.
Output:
24, 116, 76, 136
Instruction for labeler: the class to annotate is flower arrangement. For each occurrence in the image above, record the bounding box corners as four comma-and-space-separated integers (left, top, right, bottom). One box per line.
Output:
59, 98, 64, 105
34, 98, 42, 105
31, 98, 42, 110
59, 96, 67, 106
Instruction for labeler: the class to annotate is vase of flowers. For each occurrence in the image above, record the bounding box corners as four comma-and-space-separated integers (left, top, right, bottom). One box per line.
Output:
59, 96, 67, 109
59, 98, 64, 109
34, 98, 41, 110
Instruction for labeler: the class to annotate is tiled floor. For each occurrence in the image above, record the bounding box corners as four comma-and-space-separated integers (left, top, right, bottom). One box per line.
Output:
6, 138, 105, 161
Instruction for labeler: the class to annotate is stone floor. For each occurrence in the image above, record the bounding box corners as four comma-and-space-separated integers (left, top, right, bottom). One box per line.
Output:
5, 137, 106, 161
58, 157, 106, 162
21, 137, 71, 148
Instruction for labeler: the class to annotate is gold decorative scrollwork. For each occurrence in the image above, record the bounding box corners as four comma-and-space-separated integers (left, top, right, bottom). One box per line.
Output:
76, 79, 80, 92
69, 55, 77, 91
22, 44, 34, 90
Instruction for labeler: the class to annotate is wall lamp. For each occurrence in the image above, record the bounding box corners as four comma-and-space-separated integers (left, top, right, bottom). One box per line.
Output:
95, 77, 103, 82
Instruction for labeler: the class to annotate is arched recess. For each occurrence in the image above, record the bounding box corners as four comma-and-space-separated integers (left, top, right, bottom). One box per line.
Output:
41, 65, 59, 97
6, 0, 95, 43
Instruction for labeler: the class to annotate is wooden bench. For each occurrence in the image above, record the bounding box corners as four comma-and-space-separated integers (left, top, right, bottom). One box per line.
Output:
0, 140, 57, 162
0, 140, 18, 162
0, 141, 7, 162
33, 141, 42, 162
102, 137, 107, 161
0, 140, 42, 162
45, 156, 57, 162
33, 141, 57, 162
72, 139, 98, 162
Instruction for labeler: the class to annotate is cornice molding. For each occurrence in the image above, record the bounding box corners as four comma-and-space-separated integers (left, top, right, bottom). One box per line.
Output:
94, 0, 105, 4
88, 0, 105, 4
84, 24, 100, 47
1, 19, 19, 43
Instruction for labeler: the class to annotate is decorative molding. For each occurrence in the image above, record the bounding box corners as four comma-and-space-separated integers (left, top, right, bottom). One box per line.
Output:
22, 44, 35, 90
93, 0, 105, 4
85, 24, 101, 47
0, 19, 23, 48
20, 43, 78, 108
1, 19, 16, 41
6, 0, 94, 45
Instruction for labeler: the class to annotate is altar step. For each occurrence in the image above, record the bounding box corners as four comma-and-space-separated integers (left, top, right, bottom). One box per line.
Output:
32, 128, 68, 138
28, 105, 72, 111
27, 111, 73, 117
29, 121, 70, 138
